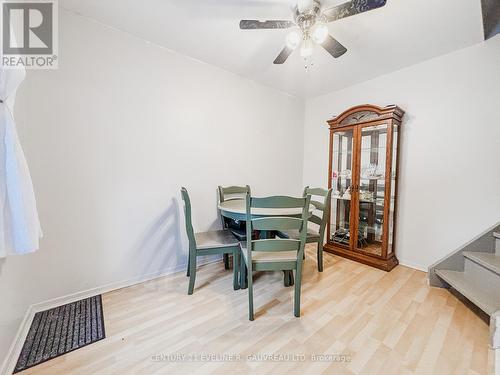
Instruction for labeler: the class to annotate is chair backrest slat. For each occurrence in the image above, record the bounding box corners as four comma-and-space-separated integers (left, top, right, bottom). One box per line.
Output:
251, 196, 305, 209
306, 187, 329, 197
310, 199, 326, 211
180, 187, 196, 248
252, 239, 300, 252
252, 217, 302, 231
309, 215, 323, 226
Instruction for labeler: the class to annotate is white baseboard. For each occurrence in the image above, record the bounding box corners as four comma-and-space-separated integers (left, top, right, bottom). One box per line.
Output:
0, 257, 220, 375
494, 347, 500, 375
398, 259, 427, 272
0, 305, 36, 375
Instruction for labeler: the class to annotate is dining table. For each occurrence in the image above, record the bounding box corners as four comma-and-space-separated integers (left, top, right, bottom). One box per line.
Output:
218, 199, 315, 288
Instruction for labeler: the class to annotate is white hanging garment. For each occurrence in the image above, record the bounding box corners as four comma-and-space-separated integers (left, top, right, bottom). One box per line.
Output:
0, 64, 42, 257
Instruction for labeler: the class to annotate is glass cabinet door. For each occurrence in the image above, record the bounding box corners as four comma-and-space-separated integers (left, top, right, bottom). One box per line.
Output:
355, 124, 388, 256
330, 129, 354, 248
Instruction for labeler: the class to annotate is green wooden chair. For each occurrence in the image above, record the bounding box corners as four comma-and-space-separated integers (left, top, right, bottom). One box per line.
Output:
181, 187, 240, 295
276, 187, 332, 272
218, 185, 251, 269
240, 194, 311, 320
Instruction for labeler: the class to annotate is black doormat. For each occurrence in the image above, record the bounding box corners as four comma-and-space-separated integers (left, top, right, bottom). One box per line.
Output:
14, 295, 105, 373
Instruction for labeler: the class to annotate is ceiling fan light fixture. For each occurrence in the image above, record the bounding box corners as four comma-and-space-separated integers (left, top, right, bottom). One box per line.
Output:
286, 30, 302, 49
300, 37, 314, 58
311, 23, 328, 44
297, 0, 314, 13
240, 0, 387, 65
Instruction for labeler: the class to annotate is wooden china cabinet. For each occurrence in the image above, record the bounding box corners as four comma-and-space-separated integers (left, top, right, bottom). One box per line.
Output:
325, 104, 404, 271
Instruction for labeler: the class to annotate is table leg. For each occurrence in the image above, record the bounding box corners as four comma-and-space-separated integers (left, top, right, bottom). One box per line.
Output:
283, 270, 294, 287
240, 254, 248, 289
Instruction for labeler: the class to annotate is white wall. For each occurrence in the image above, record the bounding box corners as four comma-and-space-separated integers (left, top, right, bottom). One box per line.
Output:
303, 36, 500, 271
0, 10, 305, 365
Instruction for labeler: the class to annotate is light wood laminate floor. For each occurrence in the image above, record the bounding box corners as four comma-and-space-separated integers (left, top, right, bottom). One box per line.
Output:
21, 245, 495, 374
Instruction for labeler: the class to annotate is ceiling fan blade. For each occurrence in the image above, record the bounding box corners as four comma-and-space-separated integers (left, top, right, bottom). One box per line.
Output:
239, 20, 295, 29
321, 35, 347, 58
324, 0, 387, 23
273, 46, 294, 64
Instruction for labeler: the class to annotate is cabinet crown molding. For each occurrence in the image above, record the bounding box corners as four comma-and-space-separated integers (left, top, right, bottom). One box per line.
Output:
327, 104, 405, 129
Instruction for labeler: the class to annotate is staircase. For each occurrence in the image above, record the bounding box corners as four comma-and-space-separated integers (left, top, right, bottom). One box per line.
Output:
429, 223, 500, 351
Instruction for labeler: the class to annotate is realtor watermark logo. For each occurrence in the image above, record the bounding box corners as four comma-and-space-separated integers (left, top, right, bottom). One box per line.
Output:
2, 0, 58, 69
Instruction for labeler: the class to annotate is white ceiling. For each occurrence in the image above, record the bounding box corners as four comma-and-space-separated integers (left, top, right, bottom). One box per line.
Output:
60, 0, 485, 98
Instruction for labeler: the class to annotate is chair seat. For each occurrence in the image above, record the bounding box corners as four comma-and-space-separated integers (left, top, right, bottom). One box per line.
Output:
195, 230, 239, 250
276, 228, 320, 242
240, 241, 297, 263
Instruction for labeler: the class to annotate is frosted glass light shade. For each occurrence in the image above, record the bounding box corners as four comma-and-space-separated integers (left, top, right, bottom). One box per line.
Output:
286, 30, 302, 49
300, 38, 314, 57
311, 23, 329, 44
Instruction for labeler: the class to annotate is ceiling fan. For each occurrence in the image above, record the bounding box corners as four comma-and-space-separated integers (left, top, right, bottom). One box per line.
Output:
239, 0, 387, 64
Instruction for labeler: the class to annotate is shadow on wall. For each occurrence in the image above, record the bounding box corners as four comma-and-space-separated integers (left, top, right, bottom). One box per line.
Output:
0, 257, 5, 276
131, 198, 185, 278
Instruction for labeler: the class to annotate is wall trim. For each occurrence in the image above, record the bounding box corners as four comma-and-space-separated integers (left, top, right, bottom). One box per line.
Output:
0, 257, 220, 375
398, 260, 427, 272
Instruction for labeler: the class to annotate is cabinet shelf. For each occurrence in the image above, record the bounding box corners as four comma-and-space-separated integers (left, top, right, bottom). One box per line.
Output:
332, 176, 388, 180
332, 146, 387, 154
332, 196, 376, 204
